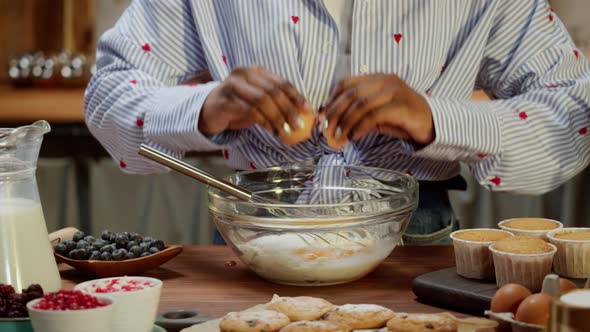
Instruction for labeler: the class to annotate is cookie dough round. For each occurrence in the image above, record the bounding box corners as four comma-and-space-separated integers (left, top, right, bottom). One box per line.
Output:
266, 295, 334, 321
220, 310, 290, 332
387, 313, 457, 332
322, 304, 394, 329
279, 320, 351, 332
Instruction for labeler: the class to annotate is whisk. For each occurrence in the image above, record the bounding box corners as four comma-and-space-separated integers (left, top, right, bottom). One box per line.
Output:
137, 144, 368, 248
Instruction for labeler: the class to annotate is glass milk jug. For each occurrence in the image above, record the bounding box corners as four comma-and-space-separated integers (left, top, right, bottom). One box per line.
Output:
0, 120, 61, 292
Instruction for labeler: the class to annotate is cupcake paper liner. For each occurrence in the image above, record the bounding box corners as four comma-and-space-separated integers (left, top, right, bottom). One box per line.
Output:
498, 218, 563, 240
490, 244, 557, 292
548, 228, 590, 279
450, 229, 514, 280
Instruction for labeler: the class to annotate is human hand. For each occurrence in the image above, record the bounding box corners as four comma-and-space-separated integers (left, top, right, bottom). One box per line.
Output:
322, 73, 434, 149
199, 66, 313, 143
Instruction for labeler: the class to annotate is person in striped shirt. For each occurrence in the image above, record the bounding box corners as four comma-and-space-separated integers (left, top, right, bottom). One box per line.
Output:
85, 0, 590, 244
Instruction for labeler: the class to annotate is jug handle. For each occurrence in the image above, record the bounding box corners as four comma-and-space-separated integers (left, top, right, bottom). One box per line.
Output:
48, 227, 80, 246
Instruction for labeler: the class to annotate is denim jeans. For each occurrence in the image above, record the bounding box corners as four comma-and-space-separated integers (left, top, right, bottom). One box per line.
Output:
213, 184, 458, 245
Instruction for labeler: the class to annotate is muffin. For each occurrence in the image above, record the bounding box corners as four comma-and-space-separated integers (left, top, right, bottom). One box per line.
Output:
450, 229, 514, 279
489, 236, 557, 292
498, 218, 562, 239
547, 228, 590, 278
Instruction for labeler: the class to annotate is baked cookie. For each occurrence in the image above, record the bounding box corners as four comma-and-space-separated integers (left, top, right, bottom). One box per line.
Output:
279, 320, 351, 332
322, 304, 395, 329
266, 295, 334, 321
220, 310, 290, 332
387, 313, 457, 332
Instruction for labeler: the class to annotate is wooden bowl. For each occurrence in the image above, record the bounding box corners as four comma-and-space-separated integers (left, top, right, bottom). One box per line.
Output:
50, 228, 183, 278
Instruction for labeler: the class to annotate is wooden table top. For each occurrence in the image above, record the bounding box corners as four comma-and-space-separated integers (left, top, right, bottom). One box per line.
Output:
60, 245, 464, 317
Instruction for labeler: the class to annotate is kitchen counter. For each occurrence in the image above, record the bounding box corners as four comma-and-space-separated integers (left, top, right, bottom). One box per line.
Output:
58, 245, 494, 331
0, 86, 85, 123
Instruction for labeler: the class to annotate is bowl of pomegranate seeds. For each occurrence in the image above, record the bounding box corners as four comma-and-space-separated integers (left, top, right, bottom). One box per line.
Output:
26, 290, 114, 332
75, 277, 162, 332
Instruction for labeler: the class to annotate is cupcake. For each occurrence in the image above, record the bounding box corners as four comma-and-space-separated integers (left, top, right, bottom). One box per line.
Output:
489, 236, 557, 292
450, 229, 514, 279
498, 218, 562, 239
547, 228, 590, 278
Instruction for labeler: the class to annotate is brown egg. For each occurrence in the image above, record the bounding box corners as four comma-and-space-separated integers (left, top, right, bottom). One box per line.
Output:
559, 278, 577, 293
324, 121, 348, 150
280, 110, 315, 146
491, 284, 532, 314
515, 293, 552, 327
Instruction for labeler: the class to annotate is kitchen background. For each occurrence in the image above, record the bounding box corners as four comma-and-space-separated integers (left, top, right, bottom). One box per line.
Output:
1, 0, 589, 244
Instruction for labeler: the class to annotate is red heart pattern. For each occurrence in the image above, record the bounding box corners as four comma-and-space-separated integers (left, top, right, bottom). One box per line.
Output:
580, 127, 588, 135
119, 160, 127, 169
406, 170, 413, 176
393, 33, 403, 44
291, 16, 299, 24
223, 150, 229, 159
141, 43, 151, 52
222, 55, 227, 64
249, 162, 257, 170
574, 50, 580, 59
518, 111, 528, 120
490, 176, 501, 186
440, 66, 446, 74
130, 79, 137, 85
549, 14, 554, 22
477, 153, 487, 159
136, 117, 144, 127
550, 7, 555, 12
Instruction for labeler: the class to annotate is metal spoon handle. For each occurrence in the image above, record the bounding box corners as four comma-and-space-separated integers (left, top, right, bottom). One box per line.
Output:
138, 144, 253, 201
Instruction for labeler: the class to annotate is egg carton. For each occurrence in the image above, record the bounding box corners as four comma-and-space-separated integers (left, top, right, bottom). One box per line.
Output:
485, 311, 544, 332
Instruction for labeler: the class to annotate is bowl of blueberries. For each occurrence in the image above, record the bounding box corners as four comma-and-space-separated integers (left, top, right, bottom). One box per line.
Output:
51, 228, 183, 277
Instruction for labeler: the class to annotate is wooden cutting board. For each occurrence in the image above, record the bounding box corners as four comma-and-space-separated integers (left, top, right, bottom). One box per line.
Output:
412, 268, 587, 316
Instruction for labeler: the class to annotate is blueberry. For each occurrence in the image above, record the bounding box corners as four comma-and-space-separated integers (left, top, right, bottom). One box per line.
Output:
130, 233, 143, 243
115, 234, 128, 248
76, 240, 90, 249
92, 240, 107, 250
149, 247, 160, 254
84, 236, 97, 243
129, 245, 143, 256
100, 252, 112, 261
55, 243, 68, 256
107, 233, 117, 243
72, 231, 86, 242
140, 251, 151, 257
89, 250, 101, 260
125, 252, 136, 259
62, 239, 77, 252
68, 249, 88, 260
143, 237, 154, 244
99, 245, 113, 253
112, 249, 126, 261
150, 240, 165, 251
126, 241, 138, 250
139, 243, 150, 252
101, 230, 112, 241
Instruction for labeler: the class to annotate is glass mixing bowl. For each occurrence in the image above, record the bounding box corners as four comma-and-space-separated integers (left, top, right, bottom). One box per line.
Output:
208, 165, 418, 286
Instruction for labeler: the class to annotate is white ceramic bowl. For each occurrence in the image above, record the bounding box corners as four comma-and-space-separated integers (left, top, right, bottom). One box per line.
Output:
27, 295, 115, 332
75, 277, 162, 332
